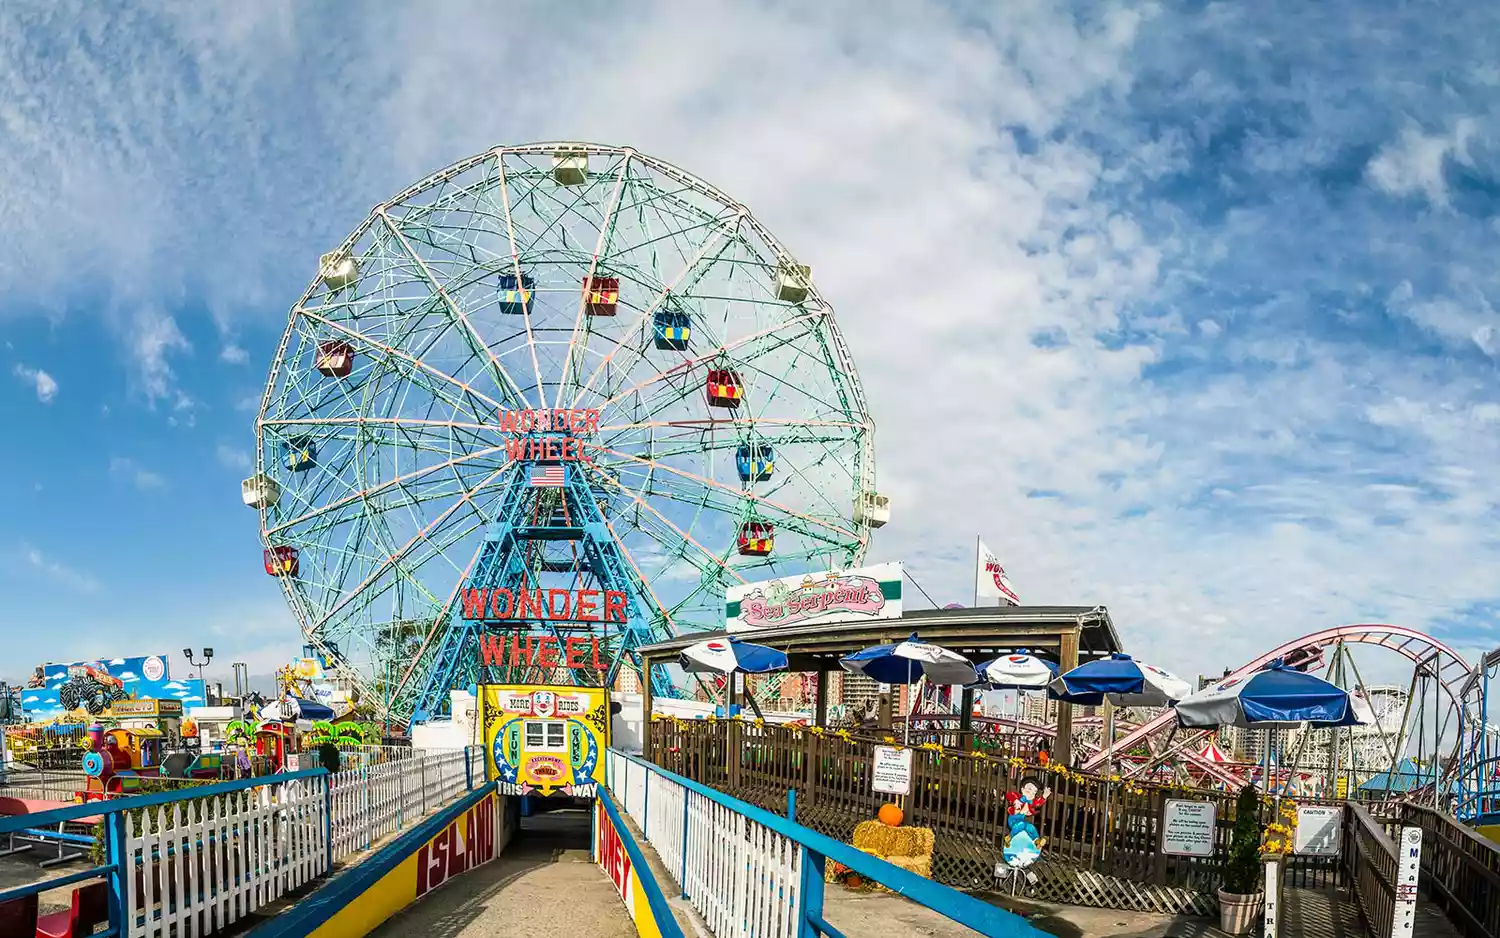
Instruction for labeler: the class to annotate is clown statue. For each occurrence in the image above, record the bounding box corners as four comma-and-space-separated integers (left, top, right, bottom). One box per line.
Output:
1002, 776, 1052, 869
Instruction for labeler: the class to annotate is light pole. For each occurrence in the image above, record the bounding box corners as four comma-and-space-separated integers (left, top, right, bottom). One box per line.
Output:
182, 648, 214, 704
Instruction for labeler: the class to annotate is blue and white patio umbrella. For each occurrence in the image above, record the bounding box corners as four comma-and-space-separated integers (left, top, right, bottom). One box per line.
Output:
841, 633, 979, 686
974, 651, 1058, 691
1175, 660, 1366, 730
1048, 653, 1193, 707
973, 651, 1058, 756
843, 633, 978, 743
678, 636, 789, 675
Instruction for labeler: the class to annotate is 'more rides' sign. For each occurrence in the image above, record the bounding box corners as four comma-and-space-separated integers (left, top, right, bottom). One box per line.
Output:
726, 562, 903, 634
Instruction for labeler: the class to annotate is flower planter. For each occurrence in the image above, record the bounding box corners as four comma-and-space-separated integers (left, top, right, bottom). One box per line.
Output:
1218, 888, 1263, 935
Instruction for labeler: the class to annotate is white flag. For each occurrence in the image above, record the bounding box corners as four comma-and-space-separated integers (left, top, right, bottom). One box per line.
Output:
976, 539, 1021, 605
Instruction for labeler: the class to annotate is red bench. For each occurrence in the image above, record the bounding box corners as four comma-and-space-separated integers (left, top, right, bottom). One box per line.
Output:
36, 882, 107, 938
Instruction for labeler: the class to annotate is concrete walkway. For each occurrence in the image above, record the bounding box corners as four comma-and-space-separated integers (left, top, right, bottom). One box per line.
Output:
823, 889, 1228, 938
369, 808, 636, 938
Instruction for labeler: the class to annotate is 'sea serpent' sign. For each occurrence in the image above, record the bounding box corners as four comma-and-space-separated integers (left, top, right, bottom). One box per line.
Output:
726, 562, 903, 633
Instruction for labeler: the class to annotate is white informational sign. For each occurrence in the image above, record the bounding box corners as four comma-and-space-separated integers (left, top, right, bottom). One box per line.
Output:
285, 753, 301, 771
871, 745, 913, 796
1160, 799, 1217, 857
1294, 806, 1343, 857
726, 562, 902, 633
1393, 826, 1423, 938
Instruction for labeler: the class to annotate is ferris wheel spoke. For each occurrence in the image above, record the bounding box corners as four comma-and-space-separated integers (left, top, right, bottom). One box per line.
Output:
309, 462, 513, 632
297, 309, 506, 419
602, 520, 683, 634
565, 220, 741, 410
592, 471, 747, 585
491, 159, 550, 411
589, 309, 826, 414
377, 208, 529, 408
555, 157, 631, 410
268, 447, 505, 537
588, 444, 858, 543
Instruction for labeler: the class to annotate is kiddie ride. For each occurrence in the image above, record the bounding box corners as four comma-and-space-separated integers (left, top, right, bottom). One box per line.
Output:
78, 700, 224, 800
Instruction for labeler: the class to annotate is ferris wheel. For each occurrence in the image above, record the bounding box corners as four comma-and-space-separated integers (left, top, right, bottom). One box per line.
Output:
243, 143, 886, 723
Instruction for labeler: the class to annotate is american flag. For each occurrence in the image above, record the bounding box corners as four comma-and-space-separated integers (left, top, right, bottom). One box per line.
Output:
529, 464, 566, 487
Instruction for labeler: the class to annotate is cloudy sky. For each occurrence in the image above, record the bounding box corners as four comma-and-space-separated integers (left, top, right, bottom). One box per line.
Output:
2, 1, 1497, 689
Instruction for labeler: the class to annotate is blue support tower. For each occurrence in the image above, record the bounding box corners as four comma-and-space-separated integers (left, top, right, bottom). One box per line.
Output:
405, 455, 676, 723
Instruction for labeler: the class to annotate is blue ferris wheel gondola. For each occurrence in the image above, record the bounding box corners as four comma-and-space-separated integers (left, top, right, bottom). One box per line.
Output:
736, 445, 774, 482
498, 271, 535, 315
653, 310, 691, 350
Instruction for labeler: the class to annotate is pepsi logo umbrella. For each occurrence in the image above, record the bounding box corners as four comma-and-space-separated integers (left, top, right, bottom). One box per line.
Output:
1176, 660, 1366, 729
973, 651, 1057, 690
1049, 653, 1192, 707
678, 636, 788, 675
840, 632, 979, 686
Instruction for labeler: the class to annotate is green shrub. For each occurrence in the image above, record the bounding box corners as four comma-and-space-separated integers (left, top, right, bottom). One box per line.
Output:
1223, 783, 1263, 895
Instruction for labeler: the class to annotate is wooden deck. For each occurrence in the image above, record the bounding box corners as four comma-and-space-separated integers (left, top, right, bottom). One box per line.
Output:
1286, 886, 1459, 938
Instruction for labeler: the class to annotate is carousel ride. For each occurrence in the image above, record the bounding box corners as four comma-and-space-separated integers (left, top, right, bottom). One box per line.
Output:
243, 142, 883, 726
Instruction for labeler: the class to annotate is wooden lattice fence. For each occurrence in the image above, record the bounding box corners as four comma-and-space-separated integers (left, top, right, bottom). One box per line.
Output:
648, 717, 1340, 915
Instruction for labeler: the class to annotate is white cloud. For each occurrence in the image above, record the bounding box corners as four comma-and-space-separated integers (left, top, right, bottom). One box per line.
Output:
3, 2, 1500, 687
1366, 120, 1476, 207
128, 307, 193, 407
109, 456, 167, 491
216, 442, 252, 471
16, 544, 99, 594
12, 363, 58, 402
221, 343, 248, 364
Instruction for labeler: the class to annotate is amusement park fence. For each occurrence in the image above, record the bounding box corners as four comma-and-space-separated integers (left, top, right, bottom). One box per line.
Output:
327, 746, 483, 861
604, 748, 1049, 938
647, 717, 1354, 917
1392, 803, 1500, 938
0, 746, 488, 938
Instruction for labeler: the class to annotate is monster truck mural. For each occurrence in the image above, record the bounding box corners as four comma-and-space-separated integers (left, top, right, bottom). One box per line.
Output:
57, 664, 128, 715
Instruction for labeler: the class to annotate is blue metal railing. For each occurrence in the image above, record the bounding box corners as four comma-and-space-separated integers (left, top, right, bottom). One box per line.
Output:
595, 783, 688, 938
0, 768, 329, 937
607, 749, 1050, 938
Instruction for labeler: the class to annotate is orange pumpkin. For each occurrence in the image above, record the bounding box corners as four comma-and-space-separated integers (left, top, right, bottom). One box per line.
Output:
877, 803, 904, 827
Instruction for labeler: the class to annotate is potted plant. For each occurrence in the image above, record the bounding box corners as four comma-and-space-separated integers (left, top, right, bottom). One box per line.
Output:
1219, 783, 1264, 935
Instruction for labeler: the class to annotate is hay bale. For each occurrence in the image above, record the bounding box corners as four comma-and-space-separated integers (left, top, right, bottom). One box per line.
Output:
852, 820, 899, 856
884, 825, 935, 859
885, 853, 933, 879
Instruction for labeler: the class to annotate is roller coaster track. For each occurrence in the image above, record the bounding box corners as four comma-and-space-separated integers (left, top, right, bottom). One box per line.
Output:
900, 713, 1249, 788
1079, 624, 1476, 780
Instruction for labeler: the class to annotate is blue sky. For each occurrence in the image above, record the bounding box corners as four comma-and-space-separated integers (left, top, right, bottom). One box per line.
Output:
2, 1, 1498, 687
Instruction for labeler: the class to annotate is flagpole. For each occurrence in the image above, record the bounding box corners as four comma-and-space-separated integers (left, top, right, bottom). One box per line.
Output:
974, 535, 981, 607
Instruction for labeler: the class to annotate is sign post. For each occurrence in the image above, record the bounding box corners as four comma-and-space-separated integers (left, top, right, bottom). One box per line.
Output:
1393, 826, 1423, 938
1262, 854, 1283, 938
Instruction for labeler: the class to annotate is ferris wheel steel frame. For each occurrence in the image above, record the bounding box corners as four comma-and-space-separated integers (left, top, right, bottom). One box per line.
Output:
252, 143, 880, 725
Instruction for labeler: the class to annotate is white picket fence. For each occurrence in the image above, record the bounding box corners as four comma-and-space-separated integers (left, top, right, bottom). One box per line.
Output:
118, 746, 484, 937
122, 774, 328, 938
328, 747, 481, 862
606, 750, 803, 938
